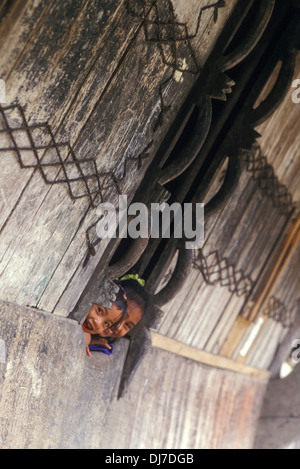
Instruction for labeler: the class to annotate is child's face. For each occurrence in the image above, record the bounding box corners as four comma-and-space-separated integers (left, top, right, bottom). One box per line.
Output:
82, 299, 143, 338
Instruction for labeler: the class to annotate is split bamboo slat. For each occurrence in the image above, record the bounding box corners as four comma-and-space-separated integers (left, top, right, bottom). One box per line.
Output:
247, 216, 300, 323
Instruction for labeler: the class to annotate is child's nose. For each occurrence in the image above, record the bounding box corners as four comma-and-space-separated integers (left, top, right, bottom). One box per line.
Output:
93, 316, 102, 327
111, 325, 123, 336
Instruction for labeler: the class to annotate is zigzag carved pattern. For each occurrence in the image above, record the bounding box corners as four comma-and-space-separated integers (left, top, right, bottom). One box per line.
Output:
241, 144, 295, 214
126, 0, 226, 129
193, 250, 254, 297
263, 296, 299, 328
0, 103, 153, 265
0, 1, 228, 264
0, 104, 151, 207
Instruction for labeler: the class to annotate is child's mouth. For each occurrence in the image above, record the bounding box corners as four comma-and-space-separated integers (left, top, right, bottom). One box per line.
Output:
83, 320, 92, 330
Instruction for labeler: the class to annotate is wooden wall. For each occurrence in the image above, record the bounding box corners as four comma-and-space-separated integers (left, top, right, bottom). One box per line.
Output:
152, 49, 300, 373
0, 0, 238, 315
154, 156, 291, 359
102, 346, 268, 449
0, 1, 298, 449
256, 52, 300, 205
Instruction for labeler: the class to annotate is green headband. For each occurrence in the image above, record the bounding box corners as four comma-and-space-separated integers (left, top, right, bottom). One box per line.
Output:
119, 274, 145, 287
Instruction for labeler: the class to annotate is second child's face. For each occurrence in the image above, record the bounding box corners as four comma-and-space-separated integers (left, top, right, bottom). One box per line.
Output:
82, 299, 143, 338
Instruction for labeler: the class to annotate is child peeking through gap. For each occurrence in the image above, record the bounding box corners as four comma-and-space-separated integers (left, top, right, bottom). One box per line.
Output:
82, 275, 148, 356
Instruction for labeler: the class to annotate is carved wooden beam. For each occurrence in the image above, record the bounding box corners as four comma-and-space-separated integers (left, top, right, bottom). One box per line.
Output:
95, 0, 280, 398
68, 0, 299, 398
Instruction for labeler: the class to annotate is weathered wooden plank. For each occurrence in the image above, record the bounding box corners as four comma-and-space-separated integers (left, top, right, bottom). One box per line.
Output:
269, 239, 300, 301
189, 284, 235, 349
203, 294, 246, 354
151, 331, 271, 379
165, 281, 231, 348
203, 164, 288, 283
157, 254, 249, 353
220, 188, 269, 267
232, 238, 299, 368
0, 0, 143, 232
173, 0, 235, 68
0, 150, 30, 234
247, 216, 300, 322
156, 189, 257, 348
49, 0, 239, 315
3, 0, 239, 313
216, 314, 250, 358
0, 0, 19, 23
233, 236, 300, 370
0, 3, 162, 301
258, 321, 285, 370
255, 52, 300, 204
233, 315, 266, 361
242, 208, 287, 281
202, 164, 255, 257
157, 267, 203, 335
245, 318, 284, 369
0, 0, 48, 74
103, 345, 268, 449
153, 165, 296, 356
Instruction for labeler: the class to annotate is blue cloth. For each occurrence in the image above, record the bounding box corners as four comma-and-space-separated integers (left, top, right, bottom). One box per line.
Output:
88, 344, 113, 355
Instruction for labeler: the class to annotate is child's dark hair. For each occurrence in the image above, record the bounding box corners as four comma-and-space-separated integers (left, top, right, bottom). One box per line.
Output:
111, 277, 150, 331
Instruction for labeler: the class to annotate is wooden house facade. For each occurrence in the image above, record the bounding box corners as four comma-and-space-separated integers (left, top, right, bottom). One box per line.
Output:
0, 0, 299, 449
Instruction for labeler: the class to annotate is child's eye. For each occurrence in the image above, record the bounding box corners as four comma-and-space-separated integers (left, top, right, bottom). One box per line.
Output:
104, 321, 110, 328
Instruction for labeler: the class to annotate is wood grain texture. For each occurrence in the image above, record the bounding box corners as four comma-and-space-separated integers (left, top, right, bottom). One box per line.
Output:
0, 0, 238, 314
255, 52, 300, 206
102, 345, 269, 449
151, 331, 271, 379
244, 318, 284, 369
247, 216, 300, 322
155, 153, 292, 365
219, 316, 251, 358
233, 239, 299, 370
